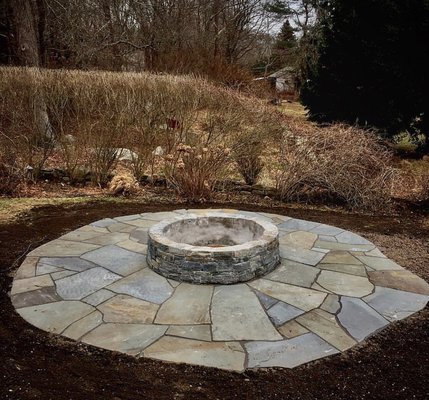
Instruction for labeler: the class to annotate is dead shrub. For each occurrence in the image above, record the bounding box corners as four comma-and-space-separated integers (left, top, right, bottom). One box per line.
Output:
274, 121, 394, 210
108, 172, 139, 196
233, 131, 265, 186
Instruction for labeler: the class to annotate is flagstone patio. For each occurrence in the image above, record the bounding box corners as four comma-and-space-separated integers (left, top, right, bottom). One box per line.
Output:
10, 209, 429, 371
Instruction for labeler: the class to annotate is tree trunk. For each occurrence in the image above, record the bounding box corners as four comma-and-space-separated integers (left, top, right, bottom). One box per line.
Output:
11, 0, 53, 141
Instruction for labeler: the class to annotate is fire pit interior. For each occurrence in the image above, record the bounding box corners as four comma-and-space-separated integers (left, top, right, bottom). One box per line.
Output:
147, 212, 280, 284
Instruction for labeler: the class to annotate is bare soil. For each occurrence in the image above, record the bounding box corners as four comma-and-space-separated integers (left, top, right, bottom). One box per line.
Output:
0, 200, 428, 400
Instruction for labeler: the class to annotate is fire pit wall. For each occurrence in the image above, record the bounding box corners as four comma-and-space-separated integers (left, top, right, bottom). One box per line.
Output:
147, 213, 280, 284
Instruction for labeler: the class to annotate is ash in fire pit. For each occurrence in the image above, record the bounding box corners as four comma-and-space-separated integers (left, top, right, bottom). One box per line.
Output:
147, 212, 280, 284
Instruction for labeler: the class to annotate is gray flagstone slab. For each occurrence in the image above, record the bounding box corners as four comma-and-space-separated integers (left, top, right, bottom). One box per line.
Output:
249, 279, 326, 311
155, 283, 213, 325
56, 267, 121, 300
266, 260, 320, 288
280, 246, 325, 266
82, 289, 116, 306
335, 231, 372, 245
39, 257, 98, 272
245, 333, 339, 368
363, 287, 429, 321
267, 301, 305, 325
82, 323, 167, 356
356, 256, 404, 271
107, 268, 173, 304
82, 245, 146, 276
211, 284, 282, 341
17, 301, 94, 333
317, 270, 373, 297
144, 336, 245, 371
337, 297, 389, 341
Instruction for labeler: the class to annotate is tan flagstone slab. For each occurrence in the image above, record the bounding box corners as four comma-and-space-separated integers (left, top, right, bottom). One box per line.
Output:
116, 239, 148, 254
144, 336, 245, 371
123, 219, 158, 228
279, 231, 318, 249
277, 320, 309, 338
59, 230, 104, 242
98, 294, 159, 323
107, 222, 134, 233
82, 289, 116, 306
319, 263, 367, 277
211, 284, 282, 341
311, 282, 332, 293
155, 283, 212, 325
166, 325, 212, 341
313, 240, 375, 252
14, 257, 38, 279
63, 310, 103, 340
368, 270, 429, 295
82, 323, 167, 356
356, 256, 404, 271
249, 279, 327, 311
28, 240, 100, 257
296, 309, 356, 351
11, 274, 54, 295
317, 270, 373, 297
365, 248, 386, 258
321, 251, 362, 265
17, 301, 94, 333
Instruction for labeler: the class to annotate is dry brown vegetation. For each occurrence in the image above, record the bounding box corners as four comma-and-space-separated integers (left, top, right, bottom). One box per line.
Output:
0, 66, 413, 210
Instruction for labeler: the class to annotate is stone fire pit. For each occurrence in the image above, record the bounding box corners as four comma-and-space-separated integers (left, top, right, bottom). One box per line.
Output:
147, 212, 280, 284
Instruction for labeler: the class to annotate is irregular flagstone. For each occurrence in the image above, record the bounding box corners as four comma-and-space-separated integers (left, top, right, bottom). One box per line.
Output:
254, 290, 278, 309
246, 333, 339, 368
62, 310, 103, 340
28, 240, 100, 257
113, 214, 141, 222
321, 251, 362, 265
155, 283, 212, 325
320, 294, 341, 314
56, 267, 121, 300
82, 323, 167, 356
116, 239, 148, 254
365, 248, 386, 258
279, 231, 318, 249
130, 230, 149, 245
35, 263, 63, 275
84, 232, 130, 246
144, 336, 245, 371
82, 245, 146, 276
311, 282, 332, 293
258, 212, 291, 222
90, 218, 116, 228
267, 301, 304, 326
317, 270, 373, 297
278, 320, 309, 338
107, 269, 173, 304
123, 219, 158, 228
211, 284, 282, 341
279, 245, 325, 266
266, 260, 319, 288
335, 231, 372, 245
311, 224, 344, 236
39, 257, 97, 272
317, 235, 337, 243
17, 301, 94, 333
80, 225, 109, 233
296, 309, 356, 351
312, 247, 330, 253
319, 263, 367, 277
11, 274, 54, 295
98, 295, 159, 324
11, 286, 61, 309
368, 270, 429, 295
356, 255, 404, 271
166, 325, 212, 341
313, 240, 375, 252
51, 270, 76, 280
278, 219, 320, 232
82, 289, 116, 306
337, 297, 389, 341
363, 287, 429, 321
59, 229, 103, 242
15, 257, 38, 279
249, 279, 326, 311
140, 211, 183, 221
107, 222, 134, 233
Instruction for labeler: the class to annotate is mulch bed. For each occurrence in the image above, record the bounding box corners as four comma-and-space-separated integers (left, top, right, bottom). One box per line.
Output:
0, 200, 428, 400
